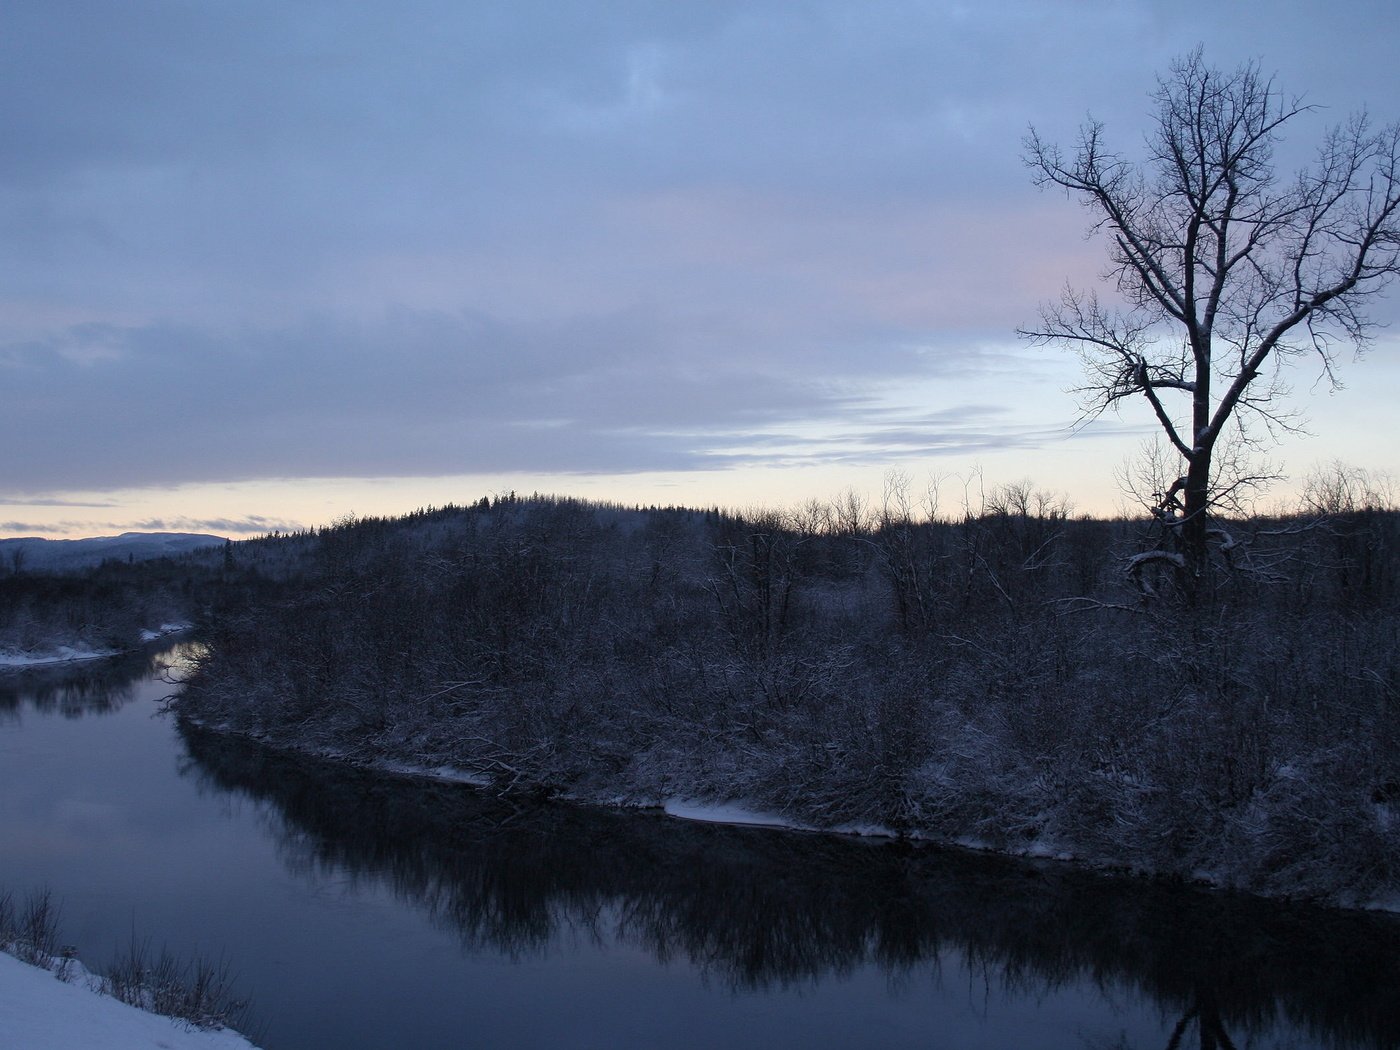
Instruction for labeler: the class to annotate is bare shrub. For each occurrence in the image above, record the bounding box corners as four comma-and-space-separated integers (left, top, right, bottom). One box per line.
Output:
0, 889, 62, 968
1, 885, 253, 1036
105, 935, 252, 1033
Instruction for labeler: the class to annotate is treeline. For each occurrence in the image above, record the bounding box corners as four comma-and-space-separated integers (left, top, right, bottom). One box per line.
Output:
0, 559, 205, 657
173, 483, 1400, 905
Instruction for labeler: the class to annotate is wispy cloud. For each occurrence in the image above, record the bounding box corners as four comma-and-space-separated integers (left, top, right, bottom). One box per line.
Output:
127, 516, 305, 536
0, 521, 101, 536
0, 497, 121, 507
0, 312, 1051, 493
0, 515, 303, 537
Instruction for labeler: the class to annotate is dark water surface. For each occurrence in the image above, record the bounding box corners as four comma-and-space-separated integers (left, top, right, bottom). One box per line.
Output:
2, 644, 1397, 1049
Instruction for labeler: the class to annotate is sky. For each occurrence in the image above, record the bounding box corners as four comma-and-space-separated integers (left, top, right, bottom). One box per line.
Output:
3, 0, 1399, 539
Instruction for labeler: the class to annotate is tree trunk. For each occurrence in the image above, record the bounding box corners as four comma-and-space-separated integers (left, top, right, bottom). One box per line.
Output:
1180, 453, 1212, 600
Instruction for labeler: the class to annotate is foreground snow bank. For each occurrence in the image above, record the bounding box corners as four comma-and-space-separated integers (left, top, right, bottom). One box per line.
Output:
0, 953, 260, 1050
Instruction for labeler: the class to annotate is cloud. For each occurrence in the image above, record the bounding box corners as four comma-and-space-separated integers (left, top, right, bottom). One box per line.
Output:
127, 516, 304, 536
0, 308, 1051, 494
0, 497, 120, 507
0, 521, 77, 535
0, 515, 302, 538
2, 0, 1396, 510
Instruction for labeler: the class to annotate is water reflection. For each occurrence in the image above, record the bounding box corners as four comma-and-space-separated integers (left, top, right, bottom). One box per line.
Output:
0, 644, 184, 720
178, 727, 1400, 1050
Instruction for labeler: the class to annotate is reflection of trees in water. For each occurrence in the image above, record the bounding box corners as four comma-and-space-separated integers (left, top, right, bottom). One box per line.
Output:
1163, 991, 1237, 1050
0, 646, 178, 719
179, 726, 1400, 1050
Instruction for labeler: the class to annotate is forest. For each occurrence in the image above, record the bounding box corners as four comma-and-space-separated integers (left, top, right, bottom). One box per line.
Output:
143, 472, 1400, 908
0, 557, 210, 660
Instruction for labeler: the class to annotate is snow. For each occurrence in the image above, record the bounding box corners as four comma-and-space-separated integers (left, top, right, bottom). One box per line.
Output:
139, 623, 194, 643
0, 953, 260, 1050
661, 800, 900, 840
1125, 549, 1185, 569
0, 644, 116, 669
663, 799, 813, 829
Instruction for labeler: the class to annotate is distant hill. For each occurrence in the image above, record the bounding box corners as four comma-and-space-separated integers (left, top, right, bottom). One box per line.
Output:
0, 532, 226, 573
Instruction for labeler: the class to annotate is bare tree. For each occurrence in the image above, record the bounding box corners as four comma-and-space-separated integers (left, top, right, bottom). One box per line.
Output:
1023, 49, 1400, 595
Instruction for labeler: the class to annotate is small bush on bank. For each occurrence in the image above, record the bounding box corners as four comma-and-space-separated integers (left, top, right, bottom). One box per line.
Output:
105, 936, 251, 1033
0, 888, 63, 970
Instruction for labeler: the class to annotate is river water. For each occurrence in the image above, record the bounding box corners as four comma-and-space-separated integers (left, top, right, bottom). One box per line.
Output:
1, 643, 1396, 1049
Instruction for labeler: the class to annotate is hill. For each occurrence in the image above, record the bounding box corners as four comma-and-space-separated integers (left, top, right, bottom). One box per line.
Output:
0, 533, 225, 573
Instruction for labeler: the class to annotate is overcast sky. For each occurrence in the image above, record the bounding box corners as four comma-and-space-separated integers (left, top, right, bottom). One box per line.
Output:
4, 0, 1399, 538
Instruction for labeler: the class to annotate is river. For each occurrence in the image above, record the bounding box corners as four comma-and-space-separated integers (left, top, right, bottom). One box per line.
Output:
1, 642, 1396, 1049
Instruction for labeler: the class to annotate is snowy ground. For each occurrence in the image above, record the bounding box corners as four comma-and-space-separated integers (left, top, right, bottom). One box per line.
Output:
0, 952, 259, 1050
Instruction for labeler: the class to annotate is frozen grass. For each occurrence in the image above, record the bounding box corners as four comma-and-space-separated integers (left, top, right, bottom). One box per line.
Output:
0, 889, 64, 970
104, 937, 252, 1034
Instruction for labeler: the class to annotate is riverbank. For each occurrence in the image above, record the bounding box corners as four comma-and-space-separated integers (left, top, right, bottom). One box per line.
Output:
175, 715, 1400, 917
177, 721, 1400, 1050
0, 642, 117, 669
0, 624, 192, 671
1, 887, 259, 1049
0, 952, 259, 1050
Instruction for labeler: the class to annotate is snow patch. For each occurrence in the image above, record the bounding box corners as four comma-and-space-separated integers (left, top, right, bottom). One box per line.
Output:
662, 802, 902, 841
1360, 892, 1400, 915
139, 623, 193, 643
663, 800, 811, 830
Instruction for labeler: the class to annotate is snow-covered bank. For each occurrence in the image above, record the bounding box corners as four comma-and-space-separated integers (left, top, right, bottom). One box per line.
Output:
0, 953, 259, 1050
0, 643, 117, 669
661, 800, 910, 840
189, 714, 1400, 916
662, 799, 815, 830
658, 799, 1400, 914
0, 624, 193, 670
